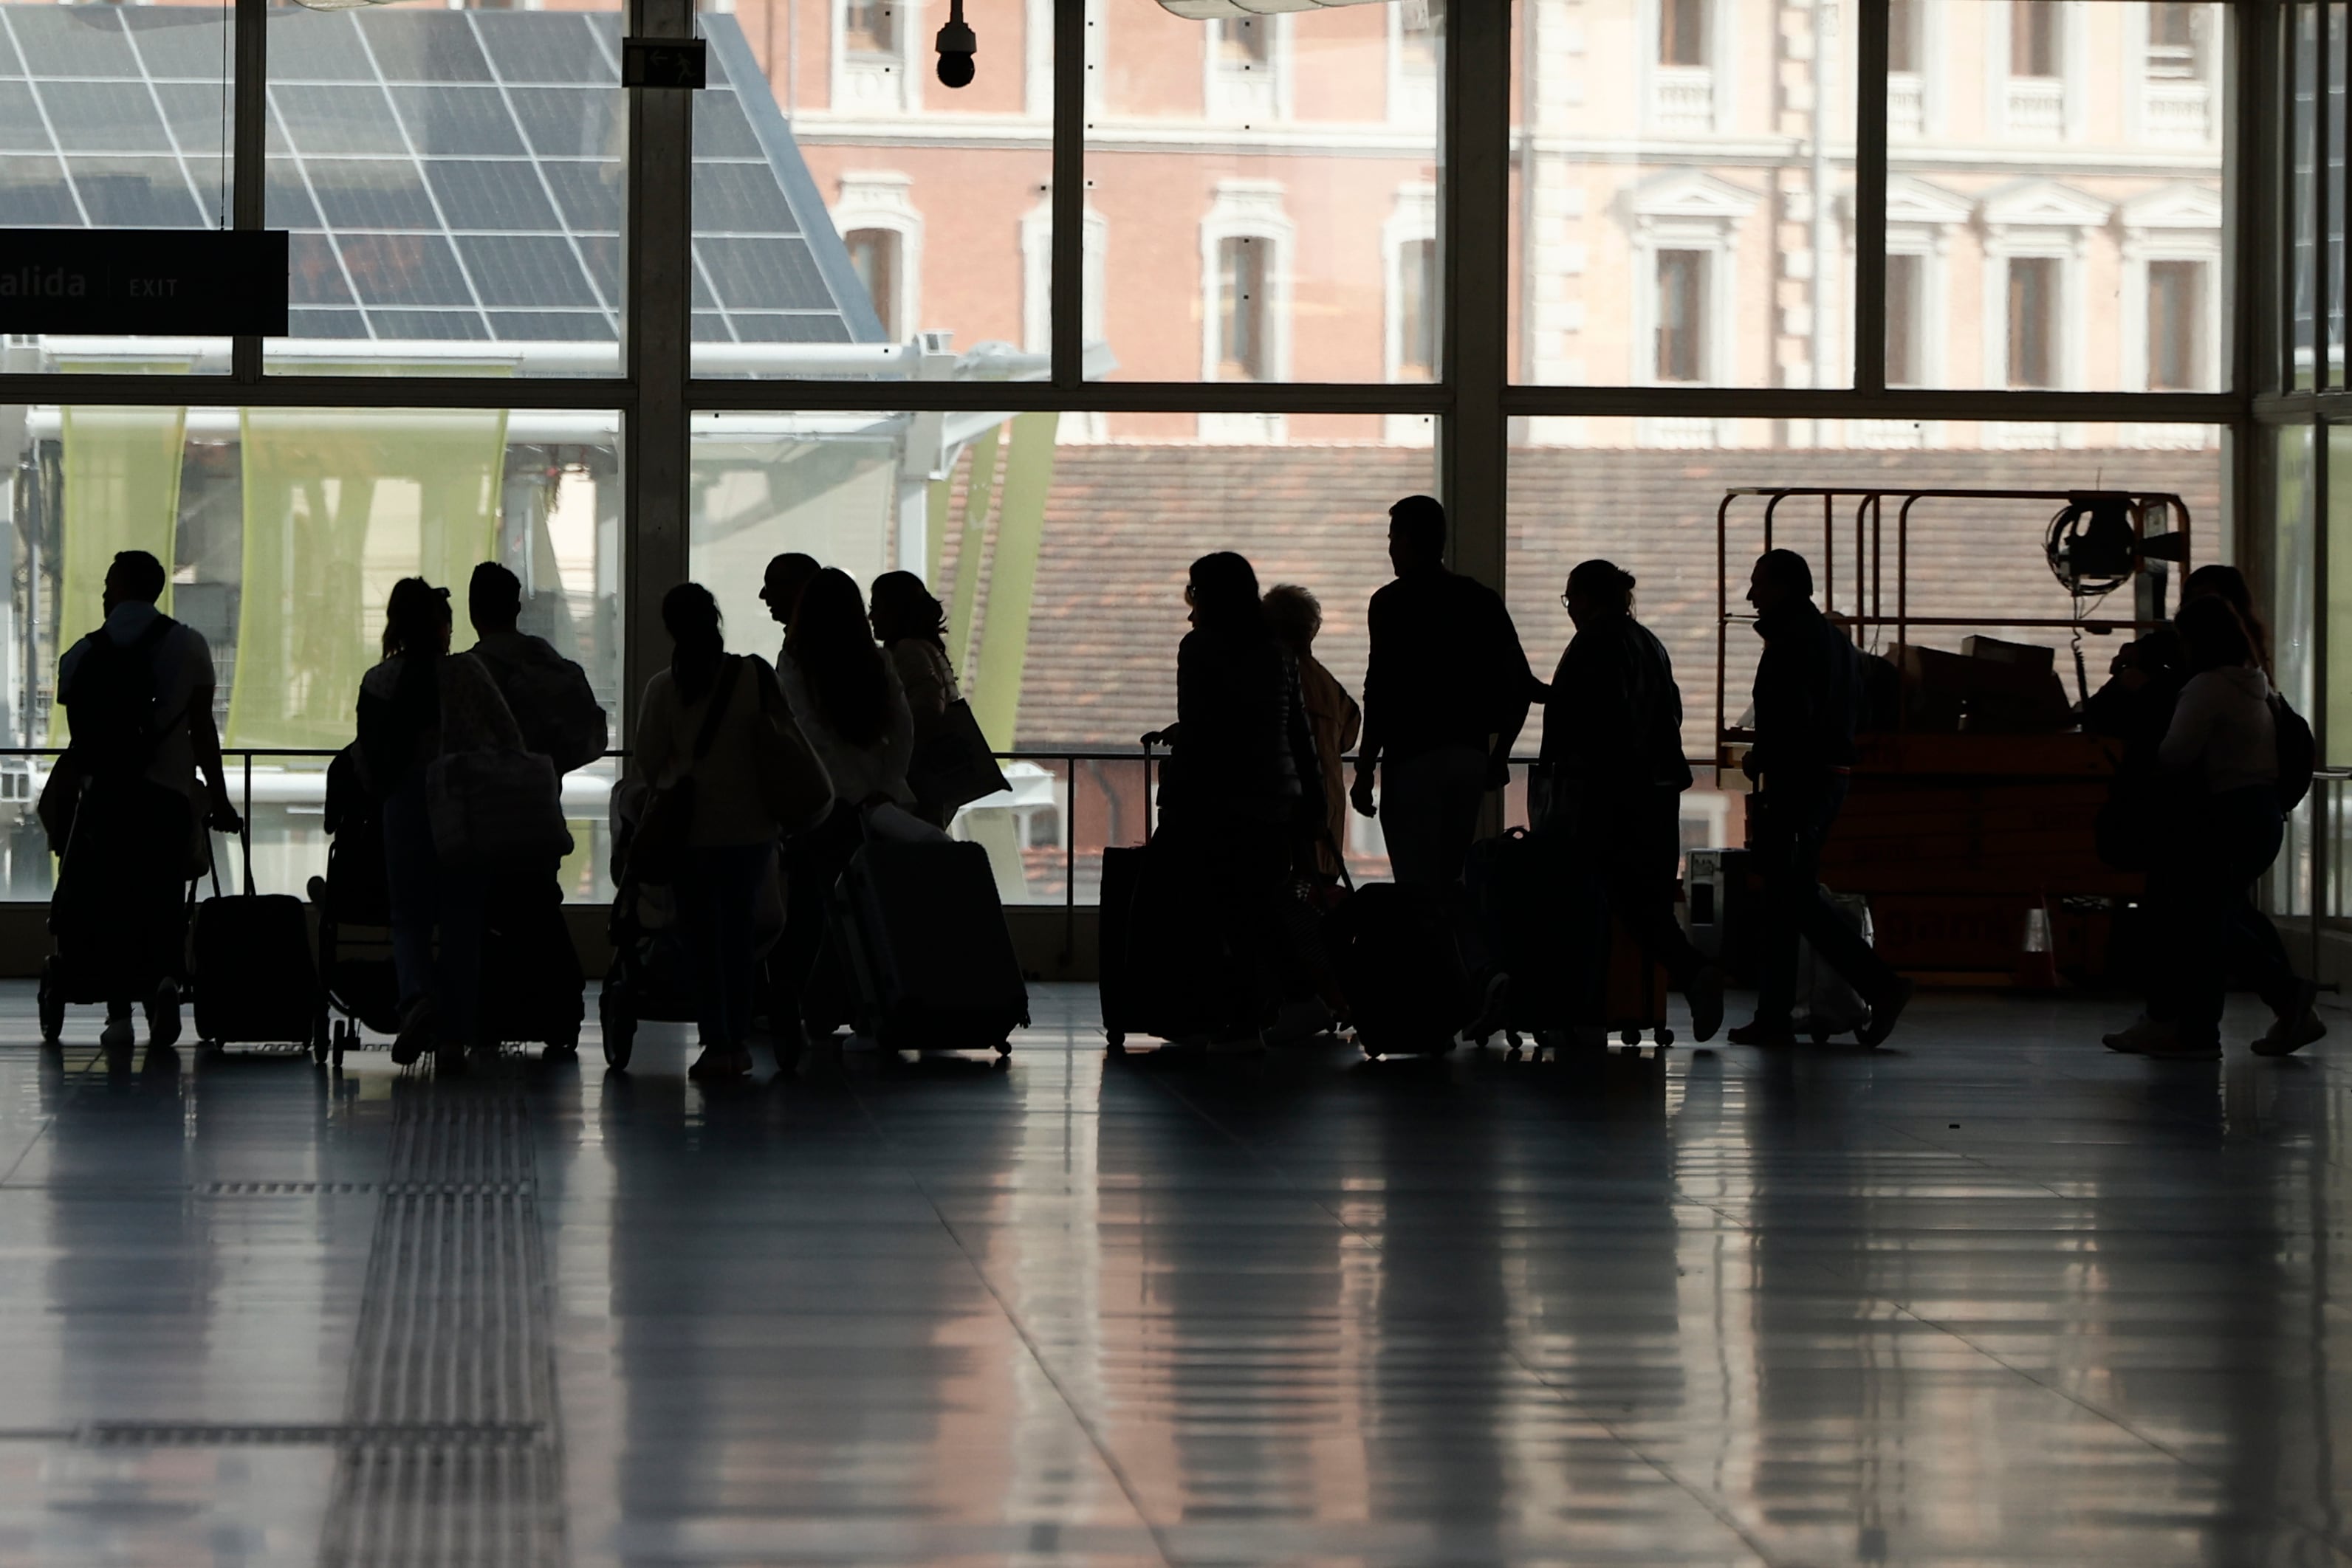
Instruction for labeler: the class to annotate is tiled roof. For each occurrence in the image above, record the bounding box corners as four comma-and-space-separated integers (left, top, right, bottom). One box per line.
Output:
1012, 444, 2226, 754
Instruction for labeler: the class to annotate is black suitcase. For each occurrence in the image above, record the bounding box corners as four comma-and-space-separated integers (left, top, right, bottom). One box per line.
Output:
1099, 832, 1238, 1049
830, 832, 1027, 1053
1325, 881, 1473, 1056
191, 828, 322, 1054
479, 870, 585, 1053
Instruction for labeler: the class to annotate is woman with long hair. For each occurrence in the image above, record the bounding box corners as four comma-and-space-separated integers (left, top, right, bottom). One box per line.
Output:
868, 570, 963, 827
1535, 560, 1721, 1041
2106, 596, 2292, 1059
356, 576, 522, 1071
775, 567, 916, 1038
635, 582, 817, 1080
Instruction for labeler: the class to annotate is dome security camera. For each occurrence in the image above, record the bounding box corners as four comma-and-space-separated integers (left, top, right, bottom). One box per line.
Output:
936, 0, 976, 88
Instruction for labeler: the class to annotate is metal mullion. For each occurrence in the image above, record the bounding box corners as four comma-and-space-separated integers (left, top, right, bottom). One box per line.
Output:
1439, 0, 1509, 588
683, 378, 1453, 415
231, 0, 265, 383
2325, 0, 2334, 390
1501, 385, 2240, 422
1050, 0, 1083, 389
0, 375, 641, 411
2291, 1, 2307, 394
1854, 0, 1888, 396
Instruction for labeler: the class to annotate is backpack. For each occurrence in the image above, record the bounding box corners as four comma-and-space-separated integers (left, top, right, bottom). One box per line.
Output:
2273, 692, 2317, 811
476, 640, 608, 774
63, 616, 176, 783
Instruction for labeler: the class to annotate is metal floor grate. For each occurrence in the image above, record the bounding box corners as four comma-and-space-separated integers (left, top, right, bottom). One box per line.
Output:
320, 1083, 566, 1568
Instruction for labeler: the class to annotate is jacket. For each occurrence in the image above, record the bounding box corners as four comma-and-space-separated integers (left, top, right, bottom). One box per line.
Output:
1748, 599, 1862, 786
1539, 615, 1693, 802
1360, 568, 1535, 765
1163, 622, 1312, 828
2161, 664, 2278, 795
1297, 650, 1361, 874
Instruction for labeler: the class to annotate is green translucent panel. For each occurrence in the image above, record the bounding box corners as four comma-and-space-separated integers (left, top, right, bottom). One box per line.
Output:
52, 404, 187, 745
227, 408, 507, 749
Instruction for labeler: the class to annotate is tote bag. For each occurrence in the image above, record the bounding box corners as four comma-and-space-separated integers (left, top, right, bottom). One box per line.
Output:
909, 698, 1010, 819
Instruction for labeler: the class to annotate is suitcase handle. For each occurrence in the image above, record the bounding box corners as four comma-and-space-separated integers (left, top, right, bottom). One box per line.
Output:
204, 819, 258, 899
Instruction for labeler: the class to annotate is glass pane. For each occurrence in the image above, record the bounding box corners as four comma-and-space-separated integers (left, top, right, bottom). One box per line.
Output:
2297, 3, 2322, 388
1509, 418, 2224, 974
690, 0, 1050, 380
0, 403, 622, 904
0, 4, 235, 374
2272, 422, 2316, 919
267, 4, 625, 377
2327, 423, 2352, 770
1086, 5, 1442, 384
2332, 3, 2347, 385
1880, 1, 2229, 392
685, 410, 1435, 898
1509, 0, 1854, 387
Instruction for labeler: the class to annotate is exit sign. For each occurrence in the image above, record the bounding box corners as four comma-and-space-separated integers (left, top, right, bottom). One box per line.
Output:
0, 230, 289, 336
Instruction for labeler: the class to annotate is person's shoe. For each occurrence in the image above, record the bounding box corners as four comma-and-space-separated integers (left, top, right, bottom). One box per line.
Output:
1727, 1017, 1797, 1048
99, 1011, 135, 1051
2255, 1003, 2328, 1057
145, 979, 181, 1051
1464, 972, 1510, 1044
1682, 964, 1725, 1043
688, 1046, 750, 1081
390, 1000, 434, 1067
1857, 977, 1915, 1050
2102, 1014, 2164, 1053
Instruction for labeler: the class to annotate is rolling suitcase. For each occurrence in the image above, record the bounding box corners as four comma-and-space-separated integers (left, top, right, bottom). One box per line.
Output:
479, 873, 585, 1055
1794, 887, 1874, 1043
1326, 881, 1473, 1057
191, 826, 323, 1056
1100, 831, 1239, 1049
1595, 915, 1674, 1048
830, 833, 1028, 1054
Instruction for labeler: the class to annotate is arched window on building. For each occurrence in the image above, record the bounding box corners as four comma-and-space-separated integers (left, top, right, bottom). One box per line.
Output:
843, 0, 896, 58
1217, 236, 1269, 382
1655, 250, 1707, 383
844, 228, 901, 342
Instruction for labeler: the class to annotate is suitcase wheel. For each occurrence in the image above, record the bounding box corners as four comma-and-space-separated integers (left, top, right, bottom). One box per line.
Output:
1656, 1028, 1676, 1048
1810, 1030, 1831, 1045
1105, 1031, 1126, 1054
1620, 1027, 1639, 1047
994, 1039, 1012, 1058
1360, 1039, 1383, 1060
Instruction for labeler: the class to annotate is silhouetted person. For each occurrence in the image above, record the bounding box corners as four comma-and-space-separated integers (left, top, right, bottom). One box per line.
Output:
1728, 549, 1911, 1049
637, 583, 824, 1081
1538, 560, 1723, 1041
1265, 583, 1359, 884
467, 561, 608, 777
52, 549, 241, 1053
1350, 495, 1534, 887
357, 577, 526, 1070
775, 568, 916, 1043
760, 551, 821, 667
868, 570, 963, 828
2105, 596, 2286, 1060
1158, 551, 1317, 1042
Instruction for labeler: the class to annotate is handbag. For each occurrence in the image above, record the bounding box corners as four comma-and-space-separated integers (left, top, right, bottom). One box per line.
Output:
744, 656, 834, 835
908, 698, 1011, 818
426, 747, 573, 865
623, 657, 744, 887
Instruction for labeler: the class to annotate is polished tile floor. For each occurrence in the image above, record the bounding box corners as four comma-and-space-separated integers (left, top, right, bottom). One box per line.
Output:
0, 981, 2347, 1565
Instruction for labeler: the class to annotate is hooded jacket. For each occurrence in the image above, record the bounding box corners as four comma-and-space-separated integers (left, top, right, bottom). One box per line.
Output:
1540, 613, 1693, 800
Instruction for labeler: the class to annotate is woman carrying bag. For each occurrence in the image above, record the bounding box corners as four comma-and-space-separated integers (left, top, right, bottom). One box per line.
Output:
869, 570, 1006, 828
634, 583, 829, 1082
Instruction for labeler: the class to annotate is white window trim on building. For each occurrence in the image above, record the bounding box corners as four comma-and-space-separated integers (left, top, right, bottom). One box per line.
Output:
1021, 194, 1109, 441
1387, 1, 1441, 127
1979, 179, 2111, 423
1204, 13, 1292, 125
2118, 181, 2225, 394
2123, 1, 2221, 149
1637, 0, 1736, 135
1624, 168, 1757, 391
833, 0, 921, 117
1984, 0, 2088, 142
1200, 180, 1294, 442
831, 171, 922, 343
1888, 0, 1946, 140
1384, 182, 1439, 444
1025, 0, 1053, 119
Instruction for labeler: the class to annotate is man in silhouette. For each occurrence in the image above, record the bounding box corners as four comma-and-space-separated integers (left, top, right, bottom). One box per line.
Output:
1728, 549, 1911, 1048
1350, 495, 1535, 887
467, 562, 607, 777
760, 552, 820, 667
54, 550, 241, 1052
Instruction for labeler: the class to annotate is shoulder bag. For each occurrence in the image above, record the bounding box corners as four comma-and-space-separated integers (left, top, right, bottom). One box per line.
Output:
908, 698, 1010, 820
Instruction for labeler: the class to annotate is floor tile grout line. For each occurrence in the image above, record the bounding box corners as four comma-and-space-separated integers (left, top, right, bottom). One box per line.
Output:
840, 1073, 1184, 1568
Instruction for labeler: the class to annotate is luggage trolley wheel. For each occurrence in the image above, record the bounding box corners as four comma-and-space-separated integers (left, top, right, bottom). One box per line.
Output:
599, 989, 635, 1070
1105, 1031, 1126, 1055
1655, 1028, 1675, 1048
1504, 1028, 1526, 1062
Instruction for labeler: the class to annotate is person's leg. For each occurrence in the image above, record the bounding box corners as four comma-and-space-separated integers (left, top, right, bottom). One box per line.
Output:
1747, 793, 1804, 1028
380, 781, 440, 1060
674, 848, 729, 1048
1605, 791, 1707, 986
2181, 789, 2286, 1041
1784, 782, 1901, 1004
1430, 745, 1489, 890
713, 843, 767, 1049
129, 785, 192, 1046
2229, 896, 2304, 1017
1378, 751, 1442, 887
435, 857, 487, 1055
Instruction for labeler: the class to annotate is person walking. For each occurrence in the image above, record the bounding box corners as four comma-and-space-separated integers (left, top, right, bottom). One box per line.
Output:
52, 549, 242, 1055
1727, 549, 1912, 1049
761, 552, 820, 668
634, 583, 811, 1081
774, 567, 916, 1039
357, 577, 527, 1072
2105, 596, 2290, 1059
868, 569, 964, 828
1349, 495, 1535, 887
1156, 552, 1318, 1042
1537, 560, 1724, 1042
1264, 582, 1358, 883
467, 561, 608, 776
